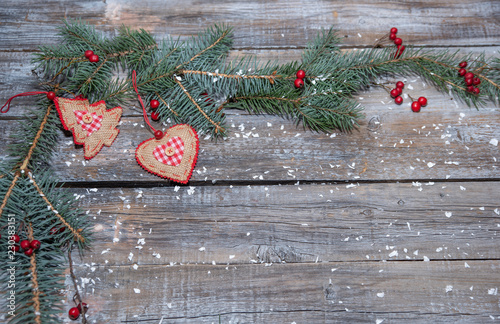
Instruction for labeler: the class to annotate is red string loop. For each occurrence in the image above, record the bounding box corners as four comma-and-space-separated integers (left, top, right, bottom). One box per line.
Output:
132, 70, 157, 133
1, 91, 48, 113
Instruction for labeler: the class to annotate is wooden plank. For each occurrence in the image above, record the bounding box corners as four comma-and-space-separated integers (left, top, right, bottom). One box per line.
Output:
69, 182, 500, 266
1, 94, 498, 182
1, 49, 498, 183
0, 1, 499, 51
71, 260, 500, 323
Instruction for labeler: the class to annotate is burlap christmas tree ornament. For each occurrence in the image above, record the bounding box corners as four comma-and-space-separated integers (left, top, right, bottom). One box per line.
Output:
54, 97, 122, 159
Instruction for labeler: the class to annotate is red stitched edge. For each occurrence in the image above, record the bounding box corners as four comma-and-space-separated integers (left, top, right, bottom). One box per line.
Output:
135, 124, 200, 184
54, 97, 122, 160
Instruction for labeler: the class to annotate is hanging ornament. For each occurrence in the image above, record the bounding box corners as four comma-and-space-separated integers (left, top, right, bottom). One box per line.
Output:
1, 91, 122, 160
54, 97, 122, 159
132, 71, 199, 184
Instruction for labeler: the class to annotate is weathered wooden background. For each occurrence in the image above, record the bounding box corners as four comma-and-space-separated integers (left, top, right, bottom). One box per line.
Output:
1, 0, 500, 323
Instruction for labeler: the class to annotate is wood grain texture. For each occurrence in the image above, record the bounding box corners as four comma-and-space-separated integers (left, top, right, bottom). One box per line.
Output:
1, 100, 498, 183
71, 182, 500, 266
72, 261, 500, 323
1, 1, 500, 52
1, 1, 499, 323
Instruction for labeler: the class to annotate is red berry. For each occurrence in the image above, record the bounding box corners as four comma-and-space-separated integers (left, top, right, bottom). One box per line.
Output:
150, 99, 160, 109
49, 227, 58, 235
394, 38, 403, 46
394, 45, 405, 58
464, 72, 474, 80
396, 87, 403, 95
84, 50, 94, 58
296, 70, 306, 79
390, 27, 398, 34
396, 81, 405, 89
69, 307, 80, 320
465, 78, 474, 86
30, 240, 41, 250
294, 78, 304, 89
389, 33, 397, 41
473, 87, 480, 95
20, 240, 30, 250
459, 61, 467, 68
390, 88, 399, 98
77, 302, 88, 313
458, 68, 466, 76
154, 130, 164, 140
24, 248, 33, 256
200, 92, 213, 102
467, 85, 475, 92
46, 91, 56, 101
11, 234, 20, 243
151, 111, 160, 121
89, 54, 99, 63
417, 96, 427, 107
11, 245, 20, 252
472, 77, 481, 85
411, 101, 421, 112
394, 96, 403, 105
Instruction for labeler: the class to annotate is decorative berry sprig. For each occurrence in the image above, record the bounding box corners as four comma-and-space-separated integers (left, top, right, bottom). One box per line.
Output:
377, 80, 428, 113
84, 49, 99, 63
294, 69, 306, 88
459, 61, 482, 95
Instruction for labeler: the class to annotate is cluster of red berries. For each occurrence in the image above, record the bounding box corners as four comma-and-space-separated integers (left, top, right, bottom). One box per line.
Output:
389, 27, 405, 58
149, 99, 164, 139
458, 61, 481, 95
150, 99, 160, 122
8, 234, 41, 256
294, 70, 306, 88
84, 50, 99, 63
390, 81, 405, 105
388, 80, 427, 112
69, 302, 88, 320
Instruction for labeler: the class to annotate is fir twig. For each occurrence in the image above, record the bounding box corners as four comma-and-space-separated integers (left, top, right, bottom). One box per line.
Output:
68, 248, 88, 324
26, 172, 85, 243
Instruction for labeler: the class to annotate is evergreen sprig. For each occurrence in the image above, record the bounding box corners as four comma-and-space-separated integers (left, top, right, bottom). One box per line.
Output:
0, 99, 92, 323
2, 22, 500, 322
33, 22, 500, 137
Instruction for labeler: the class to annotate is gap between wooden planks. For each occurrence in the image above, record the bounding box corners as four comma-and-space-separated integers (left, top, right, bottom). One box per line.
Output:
72, 181, 500, 266
0, 0, 499, 51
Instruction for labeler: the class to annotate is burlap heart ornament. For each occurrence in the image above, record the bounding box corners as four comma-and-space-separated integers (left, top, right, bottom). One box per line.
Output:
135, 124, 199, 184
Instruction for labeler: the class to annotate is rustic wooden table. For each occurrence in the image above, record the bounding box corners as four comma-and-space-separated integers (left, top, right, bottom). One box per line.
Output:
1, 1, 500, 323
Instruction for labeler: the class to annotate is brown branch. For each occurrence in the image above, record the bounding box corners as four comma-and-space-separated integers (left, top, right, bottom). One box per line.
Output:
234, 95, 300, 104
180, 69, 279, 84
413, 61, 467, 92
66, 30, 106, 53
27, 223, 41, 324
37, 83, 76, 97
106, 44, 158, 58
175, 29, 230, 70
155, 91, 179, 116
68, 248, 88, 324
20, 105, 53, 171
80, 57, 109, 89
50, 58, 86, 83
0, 172, 20, 218
154, 47, 178, 68
173, 78, 224, 134
26, 172, 85, 243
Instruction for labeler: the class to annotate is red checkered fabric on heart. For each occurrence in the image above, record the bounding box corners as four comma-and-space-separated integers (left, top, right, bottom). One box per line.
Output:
153, 136, 184, 166
74, 110, 103, 136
